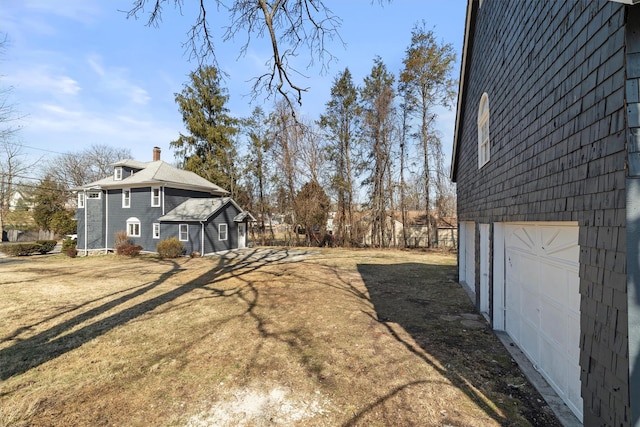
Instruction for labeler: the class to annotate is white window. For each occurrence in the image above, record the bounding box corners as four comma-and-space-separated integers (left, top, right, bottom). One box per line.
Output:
126, 217, 141, 237
153, 223, 160, 239
87, 191, 101, 199
219, 223, 228, 241
478, 92, 490, 168
151, 187, 161, 207
78, 192, 85, 208
122, 189, 131, 208
114, 167, 123, 181
179, 224, 188, 241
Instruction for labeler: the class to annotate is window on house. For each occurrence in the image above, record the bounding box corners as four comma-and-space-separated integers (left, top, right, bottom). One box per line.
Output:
478, 92, 490, 168
114, 167, 123, 180
151, 187, 161, 207
87, 191, 101, 199
219, 224, 228, 241
78, 192, 85, 208
153, 223, 160, 239
179, 224, 188, 241
126, 217, 141, 237
122, 189, 131, 208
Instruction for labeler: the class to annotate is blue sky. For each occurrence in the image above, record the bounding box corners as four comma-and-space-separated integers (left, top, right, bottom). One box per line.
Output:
1, 0, 467, 171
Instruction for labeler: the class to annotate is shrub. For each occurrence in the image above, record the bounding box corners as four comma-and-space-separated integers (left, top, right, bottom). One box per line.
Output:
114, 230, 131, 249
36, 240, 57, 254
64, 247, 78, 258
0, 242, 43, 256
116, 244, 143, 257
157, 237, 184, 259
62, 236, 77, 253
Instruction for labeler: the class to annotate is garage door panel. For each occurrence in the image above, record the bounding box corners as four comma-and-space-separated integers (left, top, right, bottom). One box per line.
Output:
540, 301, 566, 346
539, 263, 567, 303
539, 226, 579, 263
541, 338, 568, 393
521, 286, 540, 326
505, 223, 582, 421
520, 319, 540, 361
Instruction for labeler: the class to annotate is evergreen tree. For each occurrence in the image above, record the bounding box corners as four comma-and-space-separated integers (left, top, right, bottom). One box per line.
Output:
32, 176, 67, 232
171, 65, 239, 193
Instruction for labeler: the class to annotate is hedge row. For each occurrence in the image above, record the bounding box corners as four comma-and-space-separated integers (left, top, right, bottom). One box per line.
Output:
0, 240, 58, 256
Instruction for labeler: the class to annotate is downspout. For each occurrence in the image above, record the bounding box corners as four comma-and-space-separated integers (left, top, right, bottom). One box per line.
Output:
83, 189, 88, 257
201, 221, 205, 256
162, 186, 165, 215
104, 189, 109, 254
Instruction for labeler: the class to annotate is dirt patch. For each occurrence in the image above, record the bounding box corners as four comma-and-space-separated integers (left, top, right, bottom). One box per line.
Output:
0, 248, 561, 426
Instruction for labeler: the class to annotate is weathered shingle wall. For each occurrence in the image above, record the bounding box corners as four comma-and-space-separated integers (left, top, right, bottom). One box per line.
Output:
454, 0, 629, 424
626, 6, 640, 427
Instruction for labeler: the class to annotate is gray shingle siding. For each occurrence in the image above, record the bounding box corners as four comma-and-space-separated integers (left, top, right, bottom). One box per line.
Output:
627, 6, 640, 427
454, 0, 632, 424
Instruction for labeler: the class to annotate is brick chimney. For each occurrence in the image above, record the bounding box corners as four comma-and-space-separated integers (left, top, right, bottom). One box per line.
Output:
153, 147, 161, 161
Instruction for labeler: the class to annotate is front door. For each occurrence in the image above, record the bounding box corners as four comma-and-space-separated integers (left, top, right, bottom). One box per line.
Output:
238, 223, 246, 249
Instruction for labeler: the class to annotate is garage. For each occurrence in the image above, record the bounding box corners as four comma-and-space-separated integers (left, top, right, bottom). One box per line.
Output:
503, 223, 582, 420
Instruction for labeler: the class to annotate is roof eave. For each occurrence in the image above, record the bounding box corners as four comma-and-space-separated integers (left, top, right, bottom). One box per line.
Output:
450, 0, 477, 182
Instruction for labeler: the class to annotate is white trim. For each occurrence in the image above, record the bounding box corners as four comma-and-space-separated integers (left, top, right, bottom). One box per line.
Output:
479, 224, 490, 318
478, 92, 490, 168
153, 223, 160, 239
179, 224, 189, 242
493, 223, 506, 330
122, 189, 131, 208
151, 187, 161, 207
78, 192, 85, 208
218, 223, 228, 241
114, 167, 123, 181
126, 217, 141, 237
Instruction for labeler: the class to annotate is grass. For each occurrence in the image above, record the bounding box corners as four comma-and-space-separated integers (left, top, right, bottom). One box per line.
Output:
0, 248, 560, 426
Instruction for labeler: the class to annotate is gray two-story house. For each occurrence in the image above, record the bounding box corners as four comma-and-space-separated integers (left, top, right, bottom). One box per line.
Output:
75, 148, 254, 255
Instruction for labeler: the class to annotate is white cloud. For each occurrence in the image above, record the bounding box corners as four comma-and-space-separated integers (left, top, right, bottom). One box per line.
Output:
6, 67, 81, 97
86, 54, 151, 105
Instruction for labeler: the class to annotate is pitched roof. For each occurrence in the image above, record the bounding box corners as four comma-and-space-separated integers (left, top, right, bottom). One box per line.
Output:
75, 160, 228, 194
157, 197, 254, 222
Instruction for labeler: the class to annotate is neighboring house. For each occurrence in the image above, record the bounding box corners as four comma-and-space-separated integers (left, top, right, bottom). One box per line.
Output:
451, 0, 639, 425
74, 147, 254, 255
403, 211, 458, 248
8, 190, 33, 211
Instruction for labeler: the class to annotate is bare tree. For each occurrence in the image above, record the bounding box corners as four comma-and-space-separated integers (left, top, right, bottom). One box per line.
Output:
42, 144, 132, 206
320, 67, 361, 246
0, 34, 37, 240
45, 144, 132, 188
125, 0, 352, 110
267, 100, 302, 244
400, 22, 456, 247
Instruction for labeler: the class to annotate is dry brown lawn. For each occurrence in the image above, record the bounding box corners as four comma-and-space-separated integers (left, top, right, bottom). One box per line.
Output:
0, 248, 560, 426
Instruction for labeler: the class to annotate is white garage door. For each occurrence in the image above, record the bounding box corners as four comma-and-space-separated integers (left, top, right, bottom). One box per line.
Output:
504, 223, 582, 420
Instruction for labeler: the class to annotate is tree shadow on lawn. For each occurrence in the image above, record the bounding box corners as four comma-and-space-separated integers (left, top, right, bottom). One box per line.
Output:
0, 248, 312, 382
355, 262, 562, 427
